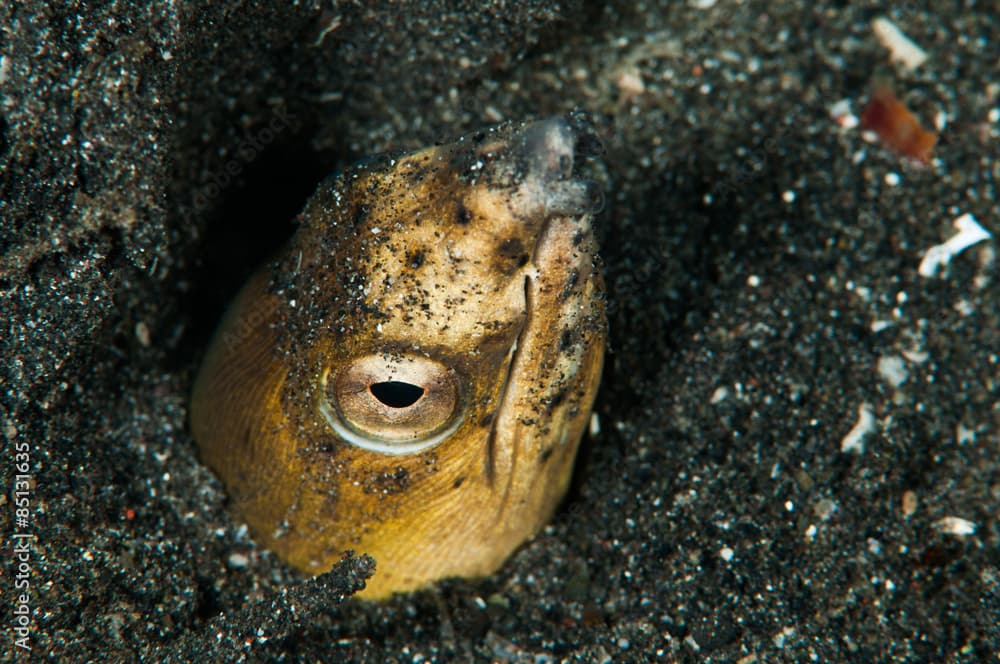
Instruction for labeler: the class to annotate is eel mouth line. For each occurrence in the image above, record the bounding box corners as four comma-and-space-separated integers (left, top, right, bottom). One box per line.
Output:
483, 204, 565, 496
484, 273, 531, 483
490, 272, 537, 522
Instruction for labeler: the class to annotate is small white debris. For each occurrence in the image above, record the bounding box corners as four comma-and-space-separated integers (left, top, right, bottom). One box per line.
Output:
376, 322, 383, 334
813, 498, 838, 521
684, 635, 701, 652
932, 516, 977, 536
870, 320, 894, 333
747, 274, 761, 287
901, 348, 929, 364
934, 110, 948, 132
781, 190, 796, 204
484, 105, 504, 122
689, 0, 718, 8
877, 355, 907, 388
956, 423, 976, 445
884, 172, 901, 187
227, 552, 250, 569
615, 66, 645, 97
871, 17, 928, 71
954, 298, 975, 316
720, 546, 734, 562
918, 213, 992, 277
313, 14, 343, 47
773, 626, 795, 649
804, 524, 818, 539
589, 412, 601, 437
370, 226, 382, 234
901, 490, 917, 517
830, 98, 859, 129
848, 282, 871, 300
710, 386, 729, 404
841, 403, 876, 454
134, 321, 152, 347
974, 244, 995, 290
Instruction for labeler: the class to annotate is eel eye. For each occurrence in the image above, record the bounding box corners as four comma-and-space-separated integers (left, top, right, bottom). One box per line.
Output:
318, 354, 463, 455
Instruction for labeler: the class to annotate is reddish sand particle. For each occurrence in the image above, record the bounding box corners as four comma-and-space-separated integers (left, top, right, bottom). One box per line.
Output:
861, 86, 937, 163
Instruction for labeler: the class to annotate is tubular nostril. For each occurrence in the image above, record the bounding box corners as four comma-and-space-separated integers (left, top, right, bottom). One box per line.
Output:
564, 110, 604, 158
574, 129, 605, 159
518, 118, 575, 182
581, 180, 605, 214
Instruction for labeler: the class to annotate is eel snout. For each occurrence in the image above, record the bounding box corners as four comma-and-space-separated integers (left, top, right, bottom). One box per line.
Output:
508, 116, 605, 221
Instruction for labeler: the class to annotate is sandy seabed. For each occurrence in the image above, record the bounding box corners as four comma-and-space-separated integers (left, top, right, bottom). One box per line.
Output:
2, 1, 997, 661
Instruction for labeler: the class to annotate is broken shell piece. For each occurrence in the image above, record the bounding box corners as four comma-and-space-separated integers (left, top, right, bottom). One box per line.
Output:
918, 213, 992, 278
932, 516, 977, 537
841, 403, 876, 454
872, 17, 928, 71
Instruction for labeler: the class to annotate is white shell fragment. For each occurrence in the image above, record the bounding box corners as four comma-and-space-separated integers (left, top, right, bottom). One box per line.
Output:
841, 403, 876, 454
918, 213, 993, 278
872, 17, 928, 71
589, 412, 601, 437
877, 355, 907, 389
932, 516, 977, 537
829, 98, 859, 129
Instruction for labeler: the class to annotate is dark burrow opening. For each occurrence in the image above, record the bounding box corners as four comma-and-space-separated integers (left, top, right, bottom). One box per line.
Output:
179, 129, 340, 362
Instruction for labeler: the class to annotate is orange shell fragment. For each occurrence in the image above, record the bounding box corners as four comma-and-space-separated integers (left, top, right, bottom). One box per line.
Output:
860, 86, 937, 163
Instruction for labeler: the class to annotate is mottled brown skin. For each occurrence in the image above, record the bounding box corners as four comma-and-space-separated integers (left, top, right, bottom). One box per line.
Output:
191, 117, 606, 598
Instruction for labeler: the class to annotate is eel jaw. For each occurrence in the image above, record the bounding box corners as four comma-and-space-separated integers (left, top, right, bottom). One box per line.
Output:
481, 116, 607, 513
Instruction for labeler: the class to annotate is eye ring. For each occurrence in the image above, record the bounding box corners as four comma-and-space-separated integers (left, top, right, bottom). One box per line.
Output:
316, 353, 465, 455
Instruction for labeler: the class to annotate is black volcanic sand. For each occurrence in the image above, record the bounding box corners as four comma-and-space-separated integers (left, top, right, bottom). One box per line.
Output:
2, 2, 998, 661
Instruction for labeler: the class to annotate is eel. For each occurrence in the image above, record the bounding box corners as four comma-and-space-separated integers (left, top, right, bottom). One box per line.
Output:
190, 115, 607, 598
